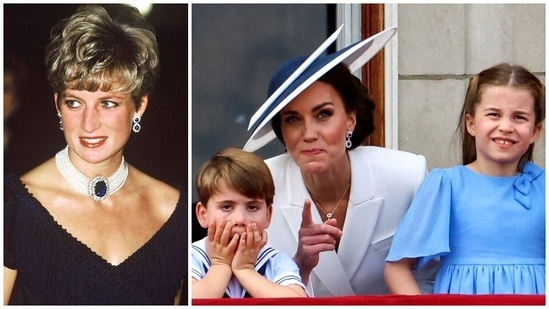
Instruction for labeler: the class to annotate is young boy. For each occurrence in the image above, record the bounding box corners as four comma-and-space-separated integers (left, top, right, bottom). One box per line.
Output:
191, 148, 307, 298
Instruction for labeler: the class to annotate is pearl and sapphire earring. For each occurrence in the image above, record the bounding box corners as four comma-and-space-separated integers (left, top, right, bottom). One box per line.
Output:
132, 114, 141, 133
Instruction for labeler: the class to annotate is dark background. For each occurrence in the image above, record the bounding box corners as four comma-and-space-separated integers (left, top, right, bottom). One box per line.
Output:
4, 4, 188, 190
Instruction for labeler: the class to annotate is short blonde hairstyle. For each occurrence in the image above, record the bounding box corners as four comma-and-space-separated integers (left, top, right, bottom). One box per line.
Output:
196, 148, 275, 206
45, 5, 159, 106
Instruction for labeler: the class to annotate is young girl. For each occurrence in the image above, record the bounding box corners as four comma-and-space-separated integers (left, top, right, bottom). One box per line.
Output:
192, 148, 307, 298
384, 63, 545, 294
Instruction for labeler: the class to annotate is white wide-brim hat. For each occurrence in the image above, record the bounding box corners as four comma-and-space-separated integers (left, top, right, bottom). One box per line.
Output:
243, 24, 397, 152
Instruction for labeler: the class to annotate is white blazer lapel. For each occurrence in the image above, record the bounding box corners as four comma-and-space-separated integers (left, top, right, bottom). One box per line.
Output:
279, 202, 303, 243
299, 197, 355, 295
285, 202, 356, 296
338, 198, 383, 277
312, 250, 355, 295
281, 173, 355, 295
269, 154, 357, 296
278, 163, 310, 246
337, 150, 384, 278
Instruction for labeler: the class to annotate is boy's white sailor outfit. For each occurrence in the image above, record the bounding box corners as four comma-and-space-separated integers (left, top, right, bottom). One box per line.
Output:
191, 237, 307, 298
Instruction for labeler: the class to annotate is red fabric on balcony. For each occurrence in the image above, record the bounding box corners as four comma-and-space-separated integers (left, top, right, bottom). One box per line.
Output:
193, 294, 545, 306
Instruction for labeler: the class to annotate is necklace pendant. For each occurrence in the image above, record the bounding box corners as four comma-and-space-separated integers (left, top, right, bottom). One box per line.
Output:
55, 146, 128, 202
89, 176, 109, 202
326, 212, 333, 219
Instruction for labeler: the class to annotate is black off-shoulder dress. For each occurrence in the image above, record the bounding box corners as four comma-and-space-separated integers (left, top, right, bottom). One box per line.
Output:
4, 173, 188, 305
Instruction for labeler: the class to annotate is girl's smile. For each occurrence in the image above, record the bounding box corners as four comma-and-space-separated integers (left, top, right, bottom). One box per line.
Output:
466, 85, 540, 175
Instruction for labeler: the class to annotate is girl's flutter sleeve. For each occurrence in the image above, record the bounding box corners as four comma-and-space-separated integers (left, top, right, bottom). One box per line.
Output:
386, 168, 452, 269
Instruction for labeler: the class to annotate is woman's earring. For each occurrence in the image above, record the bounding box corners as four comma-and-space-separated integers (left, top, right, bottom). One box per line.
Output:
132, 114, 141, 133
346, 130, 353, 149
58, 113, 63, 131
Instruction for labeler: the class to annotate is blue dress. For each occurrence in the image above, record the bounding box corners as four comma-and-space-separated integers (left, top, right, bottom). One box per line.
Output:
386, 162, 545, 294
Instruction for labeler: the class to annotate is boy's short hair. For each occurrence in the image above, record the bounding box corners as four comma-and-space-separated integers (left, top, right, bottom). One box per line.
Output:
196, 148, 275, 206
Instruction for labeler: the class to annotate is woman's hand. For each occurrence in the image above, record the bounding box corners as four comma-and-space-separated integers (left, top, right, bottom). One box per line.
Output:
232, 223, 267, 272
206, 219, 239, 267
294, 199, 342, 284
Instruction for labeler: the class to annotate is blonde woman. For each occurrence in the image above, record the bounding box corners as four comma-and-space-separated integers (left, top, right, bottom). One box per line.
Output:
4, 5, 187, 304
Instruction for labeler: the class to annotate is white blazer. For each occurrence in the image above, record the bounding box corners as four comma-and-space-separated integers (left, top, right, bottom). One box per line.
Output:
265, 146, 439, 296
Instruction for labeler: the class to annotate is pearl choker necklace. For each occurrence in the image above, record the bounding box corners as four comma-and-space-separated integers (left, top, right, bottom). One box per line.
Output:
55, 146, 128, 202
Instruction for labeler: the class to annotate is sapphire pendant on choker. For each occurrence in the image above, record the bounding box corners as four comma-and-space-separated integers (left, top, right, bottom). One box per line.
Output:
89, 176, 109, 202
55, 146, 128, 202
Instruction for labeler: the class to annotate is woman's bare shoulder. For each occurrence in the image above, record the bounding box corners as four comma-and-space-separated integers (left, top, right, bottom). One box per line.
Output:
129, 166, 181, 213
20, 157, 59, 188
131, 167, 179, 193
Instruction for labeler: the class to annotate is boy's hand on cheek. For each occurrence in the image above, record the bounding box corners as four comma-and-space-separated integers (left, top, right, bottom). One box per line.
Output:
207, 219, 239, 267
232, 223, 268, 271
